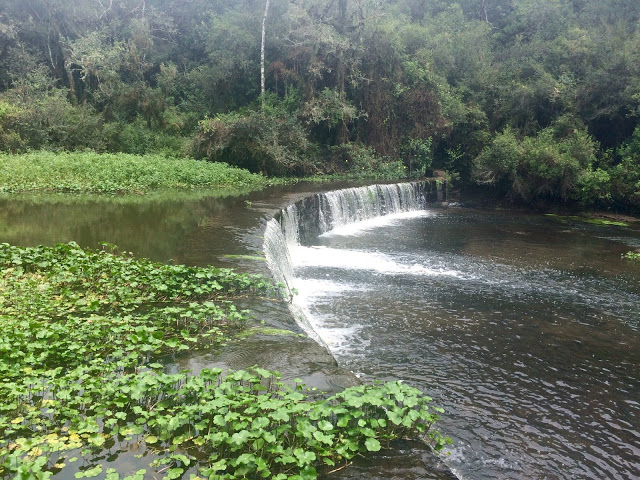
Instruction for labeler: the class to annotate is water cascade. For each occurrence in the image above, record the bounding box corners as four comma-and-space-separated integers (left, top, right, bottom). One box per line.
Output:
2, 181, 636, 479
263, 180, 445, 345
265, 181, 444, 289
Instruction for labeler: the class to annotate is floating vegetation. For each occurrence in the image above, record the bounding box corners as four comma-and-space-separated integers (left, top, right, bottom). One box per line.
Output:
234, 327, 303, 339
581, 218, 629, 227
0, 187, 259, 206
622, 251, 640, 261
0, 243, 449, 479
545, 213, 629, 227
0, 152, 269, 194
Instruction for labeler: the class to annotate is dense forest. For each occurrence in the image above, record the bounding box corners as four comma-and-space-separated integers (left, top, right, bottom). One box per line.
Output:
1, 0, 639, 210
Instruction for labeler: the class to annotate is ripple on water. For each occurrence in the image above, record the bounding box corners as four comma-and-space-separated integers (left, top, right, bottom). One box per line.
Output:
291, 210, 640, 480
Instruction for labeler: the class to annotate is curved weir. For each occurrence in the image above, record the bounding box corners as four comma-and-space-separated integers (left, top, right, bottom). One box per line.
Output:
263, 180, 445, 343
264, 180, 445, 286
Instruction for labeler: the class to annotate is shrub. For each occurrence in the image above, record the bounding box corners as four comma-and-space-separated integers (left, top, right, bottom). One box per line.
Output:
0, 101, 24, 152
192, 105, 318, 176
474, 121, 598, 202
473, 126, 523, 187
401, 137, 433, 177
102, 119, 189, 157
0, 90, 103, 152
609, 157, 640, 210
324, 143, 407, 180
609, 126, 640, 210
574, 167, 612, 206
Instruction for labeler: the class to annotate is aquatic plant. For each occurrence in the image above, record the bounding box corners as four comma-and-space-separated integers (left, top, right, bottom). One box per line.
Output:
0, 152, 269, 194
0, 367, 449, 480
545, 213, 629, 227
622, 251, 640, 261
0, 243, 449, 479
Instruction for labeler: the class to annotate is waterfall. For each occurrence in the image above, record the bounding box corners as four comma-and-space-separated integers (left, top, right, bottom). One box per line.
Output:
263, 180, 445, 346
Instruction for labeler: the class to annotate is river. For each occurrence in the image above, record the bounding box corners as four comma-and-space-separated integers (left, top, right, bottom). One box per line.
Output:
2, 183, 639, 479
265, 183, 640, 480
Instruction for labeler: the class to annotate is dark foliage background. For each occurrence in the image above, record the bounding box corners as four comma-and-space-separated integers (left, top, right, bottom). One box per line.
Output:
1, 0, 638, 209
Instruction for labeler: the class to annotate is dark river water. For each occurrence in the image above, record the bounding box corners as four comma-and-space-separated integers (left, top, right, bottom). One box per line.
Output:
2, 186, 640, 479
291, 208, 640, 480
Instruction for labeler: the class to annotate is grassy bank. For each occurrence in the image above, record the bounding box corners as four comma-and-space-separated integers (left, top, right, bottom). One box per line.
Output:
0, 243, 449, 479
0, 150, 424, 197
0, 152, 269, 194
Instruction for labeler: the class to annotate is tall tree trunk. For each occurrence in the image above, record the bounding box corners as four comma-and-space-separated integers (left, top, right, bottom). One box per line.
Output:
261, 0, 271, 108
480, 0, 490, 24
356, 0, 364, 45
339, 0, 347, 32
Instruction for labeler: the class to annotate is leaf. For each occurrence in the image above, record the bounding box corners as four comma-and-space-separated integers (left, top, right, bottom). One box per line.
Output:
365, 438, 381, 452
230, 430, 251, 446
106, 470, 120, 480
209, 459, 227, 472
122, 469, 146, 480
88, 433, 106, 447
275, 455, 296, 465
317, 420, 333, 431
252, 416, 270, 430
171, 454, 191, 466
164, 468, 184, 480
270, 409, 289, 422
75, 465, 103, 478
313, 431, 334, 445
293, 448, 316, 465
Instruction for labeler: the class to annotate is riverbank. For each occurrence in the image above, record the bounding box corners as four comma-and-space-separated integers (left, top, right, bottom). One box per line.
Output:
0, 151, 270, 194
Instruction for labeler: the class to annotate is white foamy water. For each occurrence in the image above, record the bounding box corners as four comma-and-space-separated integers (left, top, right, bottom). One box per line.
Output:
290, 278, 367, 352
293, 278, 364, 300
261, 181, 445, 350
292, 245, 465, 278
320, 210, 434, 237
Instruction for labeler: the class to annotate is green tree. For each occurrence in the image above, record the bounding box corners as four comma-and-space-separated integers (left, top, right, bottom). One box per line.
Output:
475, 118, 598, 202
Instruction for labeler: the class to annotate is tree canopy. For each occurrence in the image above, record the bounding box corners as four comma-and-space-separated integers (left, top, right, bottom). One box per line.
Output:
1, 0, 639, 210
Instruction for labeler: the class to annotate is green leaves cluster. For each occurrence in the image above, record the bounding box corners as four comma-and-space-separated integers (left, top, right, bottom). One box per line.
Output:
0, 152, 268, 194
0, 240, 271, 383
623, 251, 640, 261
194, 99, 316, 177
0, 243, 449, 479
321, 144, 408, 181
474, 121, 598, 202
152, 372, 450, 480
1, 366, 449, 480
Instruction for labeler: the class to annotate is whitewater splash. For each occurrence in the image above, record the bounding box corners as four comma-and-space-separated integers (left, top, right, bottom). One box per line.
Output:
262, 180, 446, 343
293, 246, 464, 278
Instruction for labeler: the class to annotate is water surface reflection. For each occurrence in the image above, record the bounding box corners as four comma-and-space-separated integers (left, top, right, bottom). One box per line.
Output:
293, 208, 640, 479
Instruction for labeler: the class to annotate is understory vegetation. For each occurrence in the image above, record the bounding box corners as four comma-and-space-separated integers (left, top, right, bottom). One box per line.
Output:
0, 243, 449, 479
0, 0, 639, 210
0, 152, 269, 194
